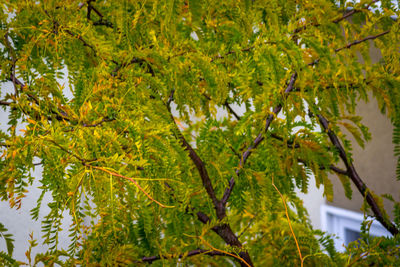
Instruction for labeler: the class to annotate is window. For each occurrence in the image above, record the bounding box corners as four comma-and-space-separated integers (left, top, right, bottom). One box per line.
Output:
320, 205, 391, 252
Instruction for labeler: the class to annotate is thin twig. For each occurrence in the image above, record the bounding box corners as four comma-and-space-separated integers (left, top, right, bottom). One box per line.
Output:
64, 29, 96, 54
293, 0, 379, 34
308, 30, 390, 66
221, 72, 298, 206
167, 89, 175, 106
0, 101, 12, 106
86, 0, 114, 28
46, 139, 96, 164
329, 165, 348, 175
4, 33, 18, 97
91, 165, 173, 208
224, 100, 241, 120
211, 45, 255, 62
238, 213, 257, 238
202, 93, 241, 120
140, 249, 226, 263
335, 30, 390, 53
270, 133, 300, 148
272, 179, 303, 267
297, 158, 348, 175
82, 117, 115, 127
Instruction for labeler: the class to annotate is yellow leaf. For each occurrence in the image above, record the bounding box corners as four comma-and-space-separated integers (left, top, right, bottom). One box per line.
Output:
27, 118, 36, 124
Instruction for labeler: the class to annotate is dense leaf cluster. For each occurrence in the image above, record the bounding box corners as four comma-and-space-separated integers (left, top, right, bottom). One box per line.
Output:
1, 0, 400, 266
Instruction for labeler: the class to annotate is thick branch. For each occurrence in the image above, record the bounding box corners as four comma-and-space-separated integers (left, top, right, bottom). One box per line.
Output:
210, 224, 252, 267
166, 99, 253, 266
166, 98, 222, 218
221, 72, 298, 206
179, 135, 222, 217
317, 114, 399, 236
145, 208, 253, 265
195, 211, 253, 267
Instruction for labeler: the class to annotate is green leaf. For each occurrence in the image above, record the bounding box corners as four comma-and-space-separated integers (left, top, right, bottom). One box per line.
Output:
0, 223, 14, 256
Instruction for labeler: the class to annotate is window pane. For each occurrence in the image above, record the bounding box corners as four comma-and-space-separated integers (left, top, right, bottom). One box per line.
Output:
345, 228, 361, 245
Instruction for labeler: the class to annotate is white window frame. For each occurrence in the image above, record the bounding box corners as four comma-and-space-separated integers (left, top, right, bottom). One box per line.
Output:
320, 204, 391, 252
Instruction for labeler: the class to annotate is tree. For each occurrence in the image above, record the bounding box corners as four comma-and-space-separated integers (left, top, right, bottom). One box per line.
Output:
1, 0, 400, 266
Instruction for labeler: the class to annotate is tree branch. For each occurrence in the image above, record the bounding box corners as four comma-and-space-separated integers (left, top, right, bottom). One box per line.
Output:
293, 0, 379, 34
166, 101, 222, 218
7, 73, 42, 108
224, 100, 241, 120
4, 33, 18, 97
82, 117, 116, 127
179, 134, 222, 216
165, 99, 253, 266
167, 89, 175, 106
317, 114, 399, 236
328, 165, 348, 175
7, 66, 115, 128
112, 57, 154, 77
296, 158, 348, 175
202, 93, 241, 121
43, 9, 98, 56
211, 45, 255, 62
308, 30, 390, 66
46, 139, 97, 164
86, 0, 114, 28
140, 249, 227, 264
221, 72, 298, 206
335, 30, 390, 53
209, 223, 253, 267
63, 29, 97, 55
332, 0, 379, 24
0, 100, 12, 106
270, 133, 300, 149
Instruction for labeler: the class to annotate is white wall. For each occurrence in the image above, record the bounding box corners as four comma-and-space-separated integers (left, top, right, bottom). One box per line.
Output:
0, 82, 72, 263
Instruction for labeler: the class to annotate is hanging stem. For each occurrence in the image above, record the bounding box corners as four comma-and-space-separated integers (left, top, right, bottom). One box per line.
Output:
272, 180, 303, 267
91, 165, 174, 208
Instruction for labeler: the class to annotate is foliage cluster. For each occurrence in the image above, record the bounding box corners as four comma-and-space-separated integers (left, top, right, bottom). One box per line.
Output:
1, 0, 400, 266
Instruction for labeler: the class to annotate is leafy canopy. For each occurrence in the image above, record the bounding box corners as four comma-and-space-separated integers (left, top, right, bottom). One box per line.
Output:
1, 0, 400, 266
